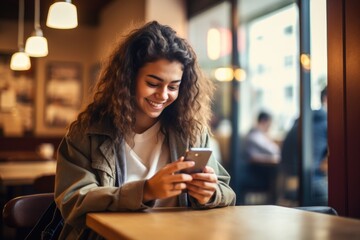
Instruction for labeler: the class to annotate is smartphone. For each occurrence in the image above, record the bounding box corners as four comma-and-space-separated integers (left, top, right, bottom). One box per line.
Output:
182, 148, 212, 174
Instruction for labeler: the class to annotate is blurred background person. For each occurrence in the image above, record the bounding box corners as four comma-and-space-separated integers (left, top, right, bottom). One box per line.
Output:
245, 111, 280, 164
280, 86, 328, 206
240, 111, 280, 204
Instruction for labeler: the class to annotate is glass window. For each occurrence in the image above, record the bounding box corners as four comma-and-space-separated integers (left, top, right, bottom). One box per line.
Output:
308, 0, 328, 205
241, 4, 299, 139
188, 0, 327, 206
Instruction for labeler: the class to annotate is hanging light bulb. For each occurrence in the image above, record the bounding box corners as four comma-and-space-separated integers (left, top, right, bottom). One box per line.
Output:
46, 0, 78, 29
10, 0, 31, 71
25, 0, 48, 57
10, 51, 31, 71
25, 30, 48, 57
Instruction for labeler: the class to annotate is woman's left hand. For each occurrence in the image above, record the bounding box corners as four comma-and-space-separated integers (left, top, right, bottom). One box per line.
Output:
186, 166, 218, 205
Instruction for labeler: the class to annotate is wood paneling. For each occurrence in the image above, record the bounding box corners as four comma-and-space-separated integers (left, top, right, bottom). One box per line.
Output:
327, 0, 360, 218
345, 0, 360, 219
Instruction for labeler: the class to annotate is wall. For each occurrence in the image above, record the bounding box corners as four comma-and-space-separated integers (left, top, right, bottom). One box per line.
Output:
36, 26, 98, 136
145, 0, 187, 38
95, 0, 146, 61
95, 0, 187, 60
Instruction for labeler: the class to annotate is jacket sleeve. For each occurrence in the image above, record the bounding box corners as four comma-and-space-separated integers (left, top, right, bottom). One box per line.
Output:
54, 128, 150, 228
189, 133, 236, 208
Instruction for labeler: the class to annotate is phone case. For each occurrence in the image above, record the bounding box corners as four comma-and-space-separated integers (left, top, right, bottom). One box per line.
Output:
182, 148, 212, 173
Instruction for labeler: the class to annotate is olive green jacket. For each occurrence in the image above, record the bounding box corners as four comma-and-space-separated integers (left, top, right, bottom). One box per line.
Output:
55, 121, 236, 239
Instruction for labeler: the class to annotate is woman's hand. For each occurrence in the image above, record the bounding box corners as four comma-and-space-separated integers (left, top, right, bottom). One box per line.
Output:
143, 157, 194, 202
186, 166, 218, 205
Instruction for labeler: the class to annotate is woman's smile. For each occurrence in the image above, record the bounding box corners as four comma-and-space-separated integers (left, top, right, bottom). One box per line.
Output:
146, 98, 166, 110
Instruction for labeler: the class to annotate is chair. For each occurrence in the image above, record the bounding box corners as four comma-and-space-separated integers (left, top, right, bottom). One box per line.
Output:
295, 206, 338, 216
239, 162, 279, 205
2, 193, 54, 239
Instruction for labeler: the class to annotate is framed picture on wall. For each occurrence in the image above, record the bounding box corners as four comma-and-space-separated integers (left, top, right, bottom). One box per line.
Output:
45, 62, 82, 128
0, 52, 35, 136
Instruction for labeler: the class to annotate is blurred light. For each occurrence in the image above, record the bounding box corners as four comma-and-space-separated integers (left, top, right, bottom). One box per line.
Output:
234, 68, 247, 81
25, 31, 48, 57
207, 28, 221, 60
10, 51, 31, 71
214, 67, 247, 82
46, 1, 78, 29
300, 53, 311, 71
214, 68, 233, 82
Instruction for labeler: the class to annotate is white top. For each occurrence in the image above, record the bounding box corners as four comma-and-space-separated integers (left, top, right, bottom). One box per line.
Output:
246, 128, 280, 163
125, 121, 177, 207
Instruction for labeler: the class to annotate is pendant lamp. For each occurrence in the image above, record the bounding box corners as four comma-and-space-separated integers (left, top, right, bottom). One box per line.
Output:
10, 0, 31, 71
46, 0, 78, 29
25, 0, 48, 57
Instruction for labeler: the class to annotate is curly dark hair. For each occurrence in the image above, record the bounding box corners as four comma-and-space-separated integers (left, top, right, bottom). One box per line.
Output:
75, 21, 214, 146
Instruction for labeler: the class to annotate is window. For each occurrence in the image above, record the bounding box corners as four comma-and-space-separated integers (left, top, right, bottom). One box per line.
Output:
188, 0, 328, 206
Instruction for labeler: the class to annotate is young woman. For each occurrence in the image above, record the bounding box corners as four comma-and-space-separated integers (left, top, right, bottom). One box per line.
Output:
55, 21, 236, 239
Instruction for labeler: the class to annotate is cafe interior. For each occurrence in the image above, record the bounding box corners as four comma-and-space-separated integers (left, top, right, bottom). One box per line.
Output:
0, 0, 359, 239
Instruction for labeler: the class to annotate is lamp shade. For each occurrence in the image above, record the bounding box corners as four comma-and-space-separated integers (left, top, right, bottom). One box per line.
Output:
10, 51, 31, 71
46, 2, 78, 29
25, 35, 48, 57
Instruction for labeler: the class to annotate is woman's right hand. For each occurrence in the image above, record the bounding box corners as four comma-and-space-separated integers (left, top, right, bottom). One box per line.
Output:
143, 157, 194, 202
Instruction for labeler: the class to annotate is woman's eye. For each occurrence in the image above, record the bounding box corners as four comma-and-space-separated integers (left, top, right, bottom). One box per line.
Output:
168, 85, 179, 91
146, 82, 158, 87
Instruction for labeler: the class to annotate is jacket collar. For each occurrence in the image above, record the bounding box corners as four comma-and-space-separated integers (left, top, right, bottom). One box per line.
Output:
168, 127, 188, 161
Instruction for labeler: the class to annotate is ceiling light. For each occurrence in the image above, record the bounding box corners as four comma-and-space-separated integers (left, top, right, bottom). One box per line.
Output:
46, 0, 78, 29
10, 0, 31, 71
25, 29, 48, 57
10, 52, 31, 71
25, 0, 48, 57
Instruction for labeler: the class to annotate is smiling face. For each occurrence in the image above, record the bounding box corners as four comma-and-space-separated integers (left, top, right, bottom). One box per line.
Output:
134, 58, 184, 133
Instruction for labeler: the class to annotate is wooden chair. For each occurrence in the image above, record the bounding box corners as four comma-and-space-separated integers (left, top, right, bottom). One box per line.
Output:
2, 193, 54, 239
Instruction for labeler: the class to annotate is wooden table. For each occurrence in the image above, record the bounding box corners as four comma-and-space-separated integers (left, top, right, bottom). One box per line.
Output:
0, 160, 56, 185
0, 151, 45, 161
87, 205, 360, 240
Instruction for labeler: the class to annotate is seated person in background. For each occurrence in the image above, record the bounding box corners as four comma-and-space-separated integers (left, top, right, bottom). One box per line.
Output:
245, 111, 280, 165
281, 86, 328, 205
55, 21, 236, 240
241, 111, 280, 204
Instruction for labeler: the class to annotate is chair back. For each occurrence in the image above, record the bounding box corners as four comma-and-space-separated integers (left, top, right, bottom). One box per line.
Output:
3, 193, 54, 228
295, 206, 338, 216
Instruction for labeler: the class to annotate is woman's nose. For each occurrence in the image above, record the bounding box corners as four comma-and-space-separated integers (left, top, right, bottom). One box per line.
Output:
156, 87, 168, 100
